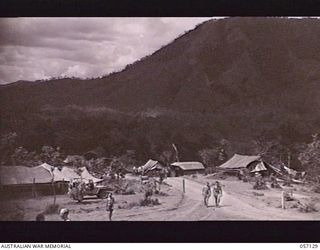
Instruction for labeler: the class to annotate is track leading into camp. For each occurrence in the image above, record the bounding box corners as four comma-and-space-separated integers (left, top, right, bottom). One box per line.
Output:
164, 177, 318, 220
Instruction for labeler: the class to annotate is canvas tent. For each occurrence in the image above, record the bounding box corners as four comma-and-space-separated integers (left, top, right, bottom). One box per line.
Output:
50, 166, 102, 183
250, 161, 268, 173
170, 162, 205, 176
217, 154, 283, 176
0, 165, 61, 198
141, 160, 163, 174
0, 165, 53, 186
79, 167, 103, 183
51, 166, 79, 182
218, 154, 261, 170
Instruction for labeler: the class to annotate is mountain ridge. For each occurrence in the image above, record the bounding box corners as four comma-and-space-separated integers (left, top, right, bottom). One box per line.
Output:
1, 17, 320, 162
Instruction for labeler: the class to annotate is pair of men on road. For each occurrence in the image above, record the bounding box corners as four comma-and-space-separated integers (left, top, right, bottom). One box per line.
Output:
202, 181, 223, 207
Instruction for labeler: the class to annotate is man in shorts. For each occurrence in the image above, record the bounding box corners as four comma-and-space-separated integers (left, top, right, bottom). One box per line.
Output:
202, 182, 211, 207
212, 181, 223, 207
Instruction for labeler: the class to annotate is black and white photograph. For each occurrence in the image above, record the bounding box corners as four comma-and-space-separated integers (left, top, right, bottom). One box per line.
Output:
1, 17, 320, 223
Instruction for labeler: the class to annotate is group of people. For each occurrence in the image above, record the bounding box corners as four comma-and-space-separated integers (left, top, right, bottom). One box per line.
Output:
202, 181, 223, 207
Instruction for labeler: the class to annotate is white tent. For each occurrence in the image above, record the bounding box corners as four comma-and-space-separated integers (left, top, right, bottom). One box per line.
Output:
79, 167, 103, 183
250, 161, 268, 173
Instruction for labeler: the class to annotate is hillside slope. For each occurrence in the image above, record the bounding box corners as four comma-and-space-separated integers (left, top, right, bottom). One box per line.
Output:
1, 17, 320, 161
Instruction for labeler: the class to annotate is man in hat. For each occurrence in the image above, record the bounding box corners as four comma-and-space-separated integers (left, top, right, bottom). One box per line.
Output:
212, 181, 223, 207
59, 208, 71, 221
106, 193, 115, 221
202, 182, 211, 207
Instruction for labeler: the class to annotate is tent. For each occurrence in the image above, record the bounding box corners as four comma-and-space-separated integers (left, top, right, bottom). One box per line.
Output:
0, 165, 58, 198
0, 165, 53, 186
250, 161, 268, 173
170, 162, 205, 176
141, 160, 163, 173
50, 166, 102, 183
39, 163, 54, 172
217, 154, 285, 177
79, 167, 103, 183
218, 154, 261, 170
51, 166, 79, 182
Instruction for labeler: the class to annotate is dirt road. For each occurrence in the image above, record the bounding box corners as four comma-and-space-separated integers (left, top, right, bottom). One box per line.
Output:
164, 177, 320, 220
2, 176, 319, 221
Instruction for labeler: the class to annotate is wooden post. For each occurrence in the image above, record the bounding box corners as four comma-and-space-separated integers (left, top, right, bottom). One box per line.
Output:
281, 191, 285, 209
32, 178, 36, 198
182, 179, 185, 193
52, 177, 56, 205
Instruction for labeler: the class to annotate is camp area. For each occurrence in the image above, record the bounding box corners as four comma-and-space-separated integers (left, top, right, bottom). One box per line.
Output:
1, 143, 320, 222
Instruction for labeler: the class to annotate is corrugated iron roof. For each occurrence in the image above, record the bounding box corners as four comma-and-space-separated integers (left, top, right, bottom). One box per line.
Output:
171, 162, 205, 170
141, 159, 162, 172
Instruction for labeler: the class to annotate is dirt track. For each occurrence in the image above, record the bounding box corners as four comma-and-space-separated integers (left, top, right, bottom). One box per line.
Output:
164, 177, 320, 220
1, 176, 319, 221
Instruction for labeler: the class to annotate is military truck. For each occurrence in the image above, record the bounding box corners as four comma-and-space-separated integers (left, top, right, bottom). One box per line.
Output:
68, 178, 110, 202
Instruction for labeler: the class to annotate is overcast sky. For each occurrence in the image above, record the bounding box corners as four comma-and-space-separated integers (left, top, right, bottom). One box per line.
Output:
0, 18, 222, 85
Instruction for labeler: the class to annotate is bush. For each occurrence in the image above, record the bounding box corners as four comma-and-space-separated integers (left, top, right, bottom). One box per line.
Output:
123, 188, 135, 195
44, 204, 60, 215
311, 185, 320, 194
139, 198, 160, 206
155, 191, 168, 196
298, 202, 318, 213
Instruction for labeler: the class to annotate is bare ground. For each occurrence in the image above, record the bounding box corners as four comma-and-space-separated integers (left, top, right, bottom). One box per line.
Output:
1, 175, 319, 221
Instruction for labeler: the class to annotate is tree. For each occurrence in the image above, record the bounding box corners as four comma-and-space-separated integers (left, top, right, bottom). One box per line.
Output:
39, 146, 64, 167
10, 146, 41, 167
159, 150, 175, 166
0, 132, 18, 165
198, 148, 219, 168
298, 133, 320, 175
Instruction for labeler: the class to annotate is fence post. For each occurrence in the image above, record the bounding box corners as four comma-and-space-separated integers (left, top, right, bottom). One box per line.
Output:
32, 178, 36, 198
281, 191, 285, 209
52, 178, 56, 205
183, 179, 185, 193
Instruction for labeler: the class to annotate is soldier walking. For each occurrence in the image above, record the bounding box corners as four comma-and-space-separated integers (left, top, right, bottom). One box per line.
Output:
212, 181, 223, 207
202, 182, 211, 207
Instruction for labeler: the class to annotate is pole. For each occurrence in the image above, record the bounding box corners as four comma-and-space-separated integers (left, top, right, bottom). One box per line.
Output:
51, 171, 56, 205
32, 178, 36, 198
182, 179, 185, 193
281, 191, 285, 209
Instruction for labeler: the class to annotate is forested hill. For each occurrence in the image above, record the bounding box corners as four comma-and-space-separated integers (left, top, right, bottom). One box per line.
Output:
1, 17, 320, 166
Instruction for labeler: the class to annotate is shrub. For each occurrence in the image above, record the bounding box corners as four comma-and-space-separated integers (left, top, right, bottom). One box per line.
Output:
298, 202, 318, 213
139, 198, 160, 206
123, 188, 135, 195
311, 185, 320, 194
155, 191, 168, 196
